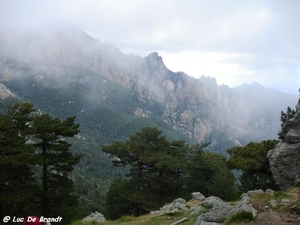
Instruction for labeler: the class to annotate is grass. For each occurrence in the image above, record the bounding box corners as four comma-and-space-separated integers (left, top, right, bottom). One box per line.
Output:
71, 211, 200, 225
223, 211, 254, 224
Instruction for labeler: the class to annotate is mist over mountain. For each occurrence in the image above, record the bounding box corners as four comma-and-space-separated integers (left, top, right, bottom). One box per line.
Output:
0, 25, 297, 153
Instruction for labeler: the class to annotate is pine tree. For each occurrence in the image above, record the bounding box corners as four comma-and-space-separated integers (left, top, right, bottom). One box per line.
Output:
227, 140, 279, 192
32, 114, 81, 221
0, 103, 37, 218
186, 143, 238, 200
103, 127, 186, 217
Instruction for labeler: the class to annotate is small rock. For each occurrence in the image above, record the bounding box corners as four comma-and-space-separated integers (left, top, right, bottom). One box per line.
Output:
247, 189, 264, 197
281, 198, 290, 205
269, 199, 278, 208
266, 189, 274, 195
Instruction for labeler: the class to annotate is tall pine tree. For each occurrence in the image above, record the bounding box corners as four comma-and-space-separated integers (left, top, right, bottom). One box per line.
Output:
0, 103, 37, 218
103, 127, 186, 217
32, 114, 81, 221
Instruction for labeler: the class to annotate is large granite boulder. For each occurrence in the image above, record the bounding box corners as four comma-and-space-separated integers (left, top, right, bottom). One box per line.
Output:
268, 97, 300, 190
195, 193, 257, 225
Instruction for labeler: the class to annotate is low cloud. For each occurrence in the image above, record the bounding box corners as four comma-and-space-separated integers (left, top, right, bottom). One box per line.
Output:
0, 0, 299, 94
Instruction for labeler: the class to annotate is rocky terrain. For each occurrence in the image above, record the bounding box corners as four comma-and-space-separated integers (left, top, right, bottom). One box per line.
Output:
79, 188, 300, 225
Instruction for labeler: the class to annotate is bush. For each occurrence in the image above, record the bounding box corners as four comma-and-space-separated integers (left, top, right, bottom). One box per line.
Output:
224, 211, 254, 224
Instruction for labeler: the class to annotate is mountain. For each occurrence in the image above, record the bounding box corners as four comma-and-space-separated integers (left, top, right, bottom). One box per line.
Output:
0, 26, 297, 150
0, 25, 297, 211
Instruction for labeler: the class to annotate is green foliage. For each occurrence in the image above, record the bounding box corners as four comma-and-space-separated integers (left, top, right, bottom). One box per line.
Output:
103, 127, 187, 217
227, 140, 279, 192
186, 144, 239, 200
0, 103, 38, 218
32, 113, 81, 222
0, 102, 81, 223
104, 135, 239, 219
2, 67, 197, 215
223, 211, 254, 224
291, 202, 300, 215
104, 179, 135, 220
274, 191, 289, 198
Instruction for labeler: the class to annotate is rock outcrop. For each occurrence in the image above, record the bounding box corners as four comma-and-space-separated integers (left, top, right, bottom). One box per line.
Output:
0, 83, 16, 99
194, 193, 257, 225
268, 94, 300, 190
150, 198, 188, 215
151, 191, 259, 225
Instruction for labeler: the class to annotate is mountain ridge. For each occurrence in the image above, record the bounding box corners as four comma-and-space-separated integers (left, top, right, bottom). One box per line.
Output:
0, 26, 297, 152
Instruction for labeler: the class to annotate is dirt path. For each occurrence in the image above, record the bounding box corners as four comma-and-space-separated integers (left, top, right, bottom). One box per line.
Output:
237, 204, 300, 225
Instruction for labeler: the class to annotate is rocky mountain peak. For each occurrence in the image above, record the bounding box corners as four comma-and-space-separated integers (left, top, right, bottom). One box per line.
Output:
145, 52, 166, 71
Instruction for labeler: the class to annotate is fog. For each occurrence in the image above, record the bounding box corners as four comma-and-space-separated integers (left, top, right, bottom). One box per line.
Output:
0, 0, 300, 94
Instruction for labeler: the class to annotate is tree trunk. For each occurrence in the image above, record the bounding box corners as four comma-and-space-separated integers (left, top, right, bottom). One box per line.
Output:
42, 141, 49, 217
134, 161, 142, 217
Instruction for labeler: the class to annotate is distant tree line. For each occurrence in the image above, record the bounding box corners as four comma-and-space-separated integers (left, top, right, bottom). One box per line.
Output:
0, 103, 81, 224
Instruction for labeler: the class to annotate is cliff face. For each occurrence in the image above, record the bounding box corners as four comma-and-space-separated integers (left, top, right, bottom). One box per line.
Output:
0, 26, 297, 151
268, 98, 300, 190
0, 83, 17, 100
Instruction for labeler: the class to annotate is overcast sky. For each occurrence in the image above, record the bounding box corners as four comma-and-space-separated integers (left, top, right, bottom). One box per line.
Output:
0, 0, 299, 95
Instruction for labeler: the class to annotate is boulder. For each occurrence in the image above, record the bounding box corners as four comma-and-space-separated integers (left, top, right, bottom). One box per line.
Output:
202, 204, 234, 223
195, 192, 257, 225
201, 196, 224, 208
268, 142, 300, 190
229, 200, 256, 218
82, 211, 105, 223
240, 193, 251, 204
151, 198, 188, 215
268, 96, 300, 190
196, 196, 234, 223
191, 192, 206, 201
266, 189, 275, 195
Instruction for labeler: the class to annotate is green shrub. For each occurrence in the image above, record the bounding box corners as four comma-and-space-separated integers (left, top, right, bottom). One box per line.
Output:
224, 211, 254, 224
291, 202, 300, 215
274, 191, 289, 198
